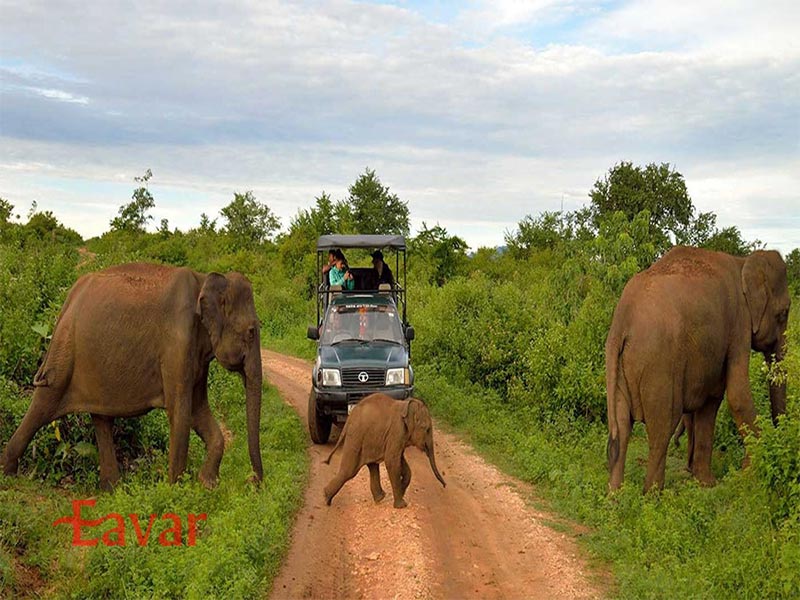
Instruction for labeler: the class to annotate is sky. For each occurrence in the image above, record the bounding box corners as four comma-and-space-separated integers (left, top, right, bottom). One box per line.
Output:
1, 0, 798, 252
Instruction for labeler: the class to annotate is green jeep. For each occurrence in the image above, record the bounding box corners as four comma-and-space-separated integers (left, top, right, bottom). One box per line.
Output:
306, 235, 415, 443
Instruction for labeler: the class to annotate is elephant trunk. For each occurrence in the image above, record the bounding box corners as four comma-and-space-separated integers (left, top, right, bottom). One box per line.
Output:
766, 341, 787, 427
426, 441, 446, 488
243, 349, 264, 482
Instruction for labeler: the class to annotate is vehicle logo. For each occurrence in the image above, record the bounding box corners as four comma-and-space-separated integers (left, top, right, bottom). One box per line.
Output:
358, 371, 369, 383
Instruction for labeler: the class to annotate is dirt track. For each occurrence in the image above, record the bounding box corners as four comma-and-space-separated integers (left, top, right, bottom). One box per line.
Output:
264, 350, 604, 600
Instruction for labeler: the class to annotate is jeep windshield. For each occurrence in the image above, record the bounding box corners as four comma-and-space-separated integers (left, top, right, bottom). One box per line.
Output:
320, 304, 404, 345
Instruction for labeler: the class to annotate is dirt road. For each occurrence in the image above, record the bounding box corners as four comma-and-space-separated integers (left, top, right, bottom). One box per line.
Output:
264, 350, 604, 600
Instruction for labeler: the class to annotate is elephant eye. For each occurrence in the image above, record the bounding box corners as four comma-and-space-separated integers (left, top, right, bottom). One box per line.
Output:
247, 326, 256, 340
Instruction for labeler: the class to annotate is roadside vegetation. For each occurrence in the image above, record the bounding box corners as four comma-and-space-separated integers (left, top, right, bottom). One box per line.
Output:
1, 162, 798, 598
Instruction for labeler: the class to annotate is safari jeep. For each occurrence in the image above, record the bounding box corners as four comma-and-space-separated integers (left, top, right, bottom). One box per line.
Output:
306, 235, 415, 443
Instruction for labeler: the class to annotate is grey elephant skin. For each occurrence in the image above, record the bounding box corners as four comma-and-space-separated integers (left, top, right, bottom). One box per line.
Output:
0, 262, 264, 490
324, 394, 446, 508
606, 246, 790, 492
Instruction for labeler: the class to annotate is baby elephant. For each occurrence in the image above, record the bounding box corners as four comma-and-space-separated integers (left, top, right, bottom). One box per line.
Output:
323, 394, 446, 508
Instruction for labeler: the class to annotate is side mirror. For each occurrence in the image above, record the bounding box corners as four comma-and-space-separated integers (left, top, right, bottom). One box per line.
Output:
307, 325, 320, 341
405, 326, 415, 342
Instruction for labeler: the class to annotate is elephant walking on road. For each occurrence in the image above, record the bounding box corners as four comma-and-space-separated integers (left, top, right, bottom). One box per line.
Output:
1, 263, 264, 490
323, 394, 446, 508
606, 247, 790, 492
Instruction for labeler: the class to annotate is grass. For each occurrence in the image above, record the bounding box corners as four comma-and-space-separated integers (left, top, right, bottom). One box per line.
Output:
0, 364, 308, 599
415, 364, 799, 599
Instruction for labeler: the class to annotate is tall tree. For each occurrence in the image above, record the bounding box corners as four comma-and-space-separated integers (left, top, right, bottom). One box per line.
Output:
504, 211, 570, 258
110, 169, 155, 233
589, 162, 693, 250
411, 222, 468, 286
786, 248, 800, 296
0, 198, 13, 225
346, 168, 410, 235
221, 191, 280, 249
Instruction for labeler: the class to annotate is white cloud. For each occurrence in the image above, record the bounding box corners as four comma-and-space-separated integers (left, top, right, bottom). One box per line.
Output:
0, 0, 797, 252
29, 87, 89, 104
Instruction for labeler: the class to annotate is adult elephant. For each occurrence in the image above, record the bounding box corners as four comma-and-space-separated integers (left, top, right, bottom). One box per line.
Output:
0, 263, 264, 490
606, 247, 790, 491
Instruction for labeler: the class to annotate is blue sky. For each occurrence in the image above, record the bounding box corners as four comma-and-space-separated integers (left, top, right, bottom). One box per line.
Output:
1, 0, 798, 251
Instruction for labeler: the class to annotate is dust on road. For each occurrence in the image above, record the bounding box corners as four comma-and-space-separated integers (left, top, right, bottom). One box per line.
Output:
264, 349, 604, 600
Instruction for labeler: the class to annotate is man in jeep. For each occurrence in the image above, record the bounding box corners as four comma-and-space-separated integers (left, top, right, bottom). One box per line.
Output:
371, 250, 394, 287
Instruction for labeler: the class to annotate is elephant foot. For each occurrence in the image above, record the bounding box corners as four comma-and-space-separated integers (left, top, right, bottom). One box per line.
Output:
694, 472, 717, 487
1, 456, 18, 476
98, 477, 120, 493
372, 490, 386, 504
393, 498, 408, 509
199, 471, 219, 490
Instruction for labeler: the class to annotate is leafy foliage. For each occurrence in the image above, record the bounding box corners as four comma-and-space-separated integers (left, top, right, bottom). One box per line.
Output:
0, 161, 796, 598
787, 248, 800, 296
345, 168, 410, 235
409, 222, 468, 286
220, 191, 281, 250
589, 161, 693, 250
110, 169, 155, 233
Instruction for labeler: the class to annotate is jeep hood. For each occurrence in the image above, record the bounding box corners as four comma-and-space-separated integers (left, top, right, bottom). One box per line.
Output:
320, 342, 407, 368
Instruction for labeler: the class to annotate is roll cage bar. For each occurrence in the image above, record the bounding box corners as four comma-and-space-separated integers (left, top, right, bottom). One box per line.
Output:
315, 235, 407, 327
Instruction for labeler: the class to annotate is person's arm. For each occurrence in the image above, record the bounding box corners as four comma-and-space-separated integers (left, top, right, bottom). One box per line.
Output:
329, 267, 345, 286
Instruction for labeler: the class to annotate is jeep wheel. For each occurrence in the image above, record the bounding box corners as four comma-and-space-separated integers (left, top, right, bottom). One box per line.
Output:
308, 388, 332, 444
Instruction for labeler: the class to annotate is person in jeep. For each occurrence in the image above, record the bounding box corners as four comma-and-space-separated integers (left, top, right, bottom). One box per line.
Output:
371, 250, 394, 287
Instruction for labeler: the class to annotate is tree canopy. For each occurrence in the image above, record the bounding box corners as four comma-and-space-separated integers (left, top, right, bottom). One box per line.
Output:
220, 191, 281, 249
589, 161, 693, 250
345, 168, 410, 235
110, 169, 155, 233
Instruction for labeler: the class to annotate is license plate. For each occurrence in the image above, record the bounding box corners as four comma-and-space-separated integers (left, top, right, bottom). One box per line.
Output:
347, 403, 356, 415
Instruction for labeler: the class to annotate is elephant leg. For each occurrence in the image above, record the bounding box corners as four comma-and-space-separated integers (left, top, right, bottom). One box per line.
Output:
92, 414, 120, 491
324, 453, 360, 506
385, 456, 407, 509
644, 413, 681, 492
608, 385, 632, 491
400, 454, 412, 495
166, 385, 192, 484
689, 397, 722, 486
725, 350, 759, 470
684, 413, 695, 472
367, 463, 386, 503
1, 386, 62, 475
725, 351, 758, 441
192, 401, 224, 489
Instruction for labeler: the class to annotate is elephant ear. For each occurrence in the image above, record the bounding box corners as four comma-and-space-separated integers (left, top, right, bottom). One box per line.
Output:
742, 253, 769, 335
401, 399, 416, 432
402, 399, 428, 432
196, 273, 229, 346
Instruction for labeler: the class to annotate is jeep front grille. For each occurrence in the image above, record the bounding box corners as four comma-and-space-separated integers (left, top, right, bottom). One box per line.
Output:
341, 368, 386, 386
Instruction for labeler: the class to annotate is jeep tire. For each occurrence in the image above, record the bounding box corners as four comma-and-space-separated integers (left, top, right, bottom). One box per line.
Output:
308, 388, 332, 444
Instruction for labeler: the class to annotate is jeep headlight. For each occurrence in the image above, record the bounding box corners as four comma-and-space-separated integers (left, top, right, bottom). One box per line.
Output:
322, 368, 341, 387
385, 368, 406, 386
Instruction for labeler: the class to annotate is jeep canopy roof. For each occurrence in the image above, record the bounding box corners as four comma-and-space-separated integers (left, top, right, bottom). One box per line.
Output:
330, 294, 396, 307
316, 234, 406, 251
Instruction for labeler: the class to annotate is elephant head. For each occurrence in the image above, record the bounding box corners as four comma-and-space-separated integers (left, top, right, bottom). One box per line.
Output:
403, 399, 446, 487
742, 250, 792, 424
197, 272, 263, 481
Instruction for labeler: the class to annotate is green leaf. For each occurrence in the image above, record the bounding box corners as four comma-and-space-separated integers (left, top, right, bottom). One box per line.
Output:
73, 442, 98, 458
31, 322, 49, 337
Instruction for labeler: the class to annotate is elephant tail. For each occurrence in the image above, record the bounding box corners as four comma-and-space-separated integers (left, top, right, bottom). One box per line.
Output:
323, 421, 348, 465
605, 331, 624, 470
